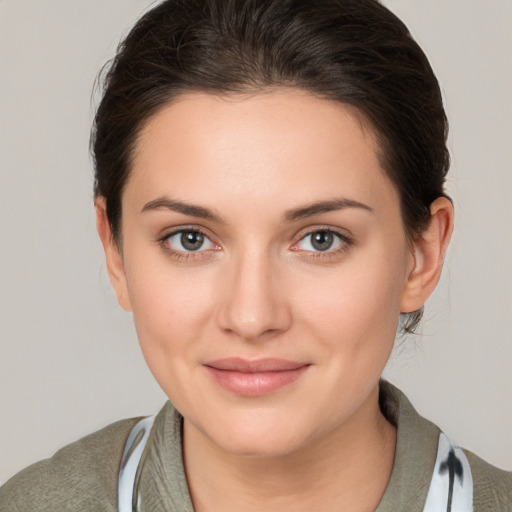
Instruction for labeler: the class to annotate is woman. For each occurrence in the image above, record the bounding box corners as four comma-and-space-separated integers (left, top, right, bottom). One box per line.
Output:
1, 0, 510, 510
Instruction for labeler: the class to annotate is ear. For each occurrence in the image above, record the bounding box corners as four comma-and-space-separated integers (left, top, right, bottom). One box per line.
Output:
95, 197, 132, 312
400, 197, 454, 313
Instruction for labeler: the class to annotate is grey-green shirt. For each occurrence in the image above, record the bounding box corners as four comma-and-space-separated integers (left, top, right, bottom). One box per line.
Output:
1, 382, 510, 511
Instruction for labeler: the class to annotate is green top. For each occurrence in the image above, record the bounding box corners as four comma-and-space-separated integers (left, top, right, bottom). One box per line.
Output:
1, 382, 510, 511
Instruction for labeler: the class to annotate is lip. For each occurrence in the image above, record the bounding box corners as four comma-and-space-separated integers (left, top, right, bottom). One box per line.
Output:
204, 358, 310, 397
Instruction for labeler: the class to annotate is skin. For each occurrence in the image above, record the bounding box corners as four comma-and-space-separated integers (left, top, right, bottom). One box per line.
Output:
97, 89, 453, 511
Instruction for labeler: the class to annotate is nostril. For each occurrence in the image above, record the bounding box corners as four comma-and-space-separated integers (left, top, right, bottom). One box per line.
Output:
215, 257, 293, 339
217, 297, 292, 340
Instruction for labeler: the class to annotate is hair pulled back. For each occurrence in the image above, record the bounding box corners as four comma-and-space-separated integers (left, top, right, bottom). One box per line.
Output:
91, 0, 450, 332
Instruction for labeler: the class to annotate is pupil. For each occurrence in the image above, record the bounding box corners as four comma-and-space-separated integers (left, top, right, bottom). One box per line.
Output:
181, 231, 204, 251
311, 231, 333, 251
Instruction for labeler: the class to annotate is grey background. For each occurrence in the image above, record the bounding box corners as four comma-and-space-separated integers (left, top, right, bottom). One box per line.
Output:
1, 0, 511, 484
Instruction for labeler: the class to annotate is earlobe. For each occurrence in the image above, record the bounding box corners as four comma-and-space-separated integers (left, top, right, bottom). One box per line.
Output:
400, 197, 454, 313
95, 198, 132, 312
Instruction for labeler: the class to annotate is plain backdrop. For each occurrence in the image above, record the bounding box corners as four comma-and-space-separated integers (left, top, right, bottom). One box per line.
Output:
1, 0, 511, 484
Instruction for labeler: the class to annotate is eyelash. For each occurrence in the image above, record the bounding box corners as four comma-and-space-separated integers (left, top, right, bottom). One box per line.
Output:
157, 227, 219, 261
157, 226, 354, 261
291, 228, 354, 260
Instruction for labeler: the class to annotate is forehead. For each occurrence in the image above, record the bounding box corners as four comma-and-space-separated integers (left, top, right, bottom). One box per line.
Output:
126, 89, 398, 216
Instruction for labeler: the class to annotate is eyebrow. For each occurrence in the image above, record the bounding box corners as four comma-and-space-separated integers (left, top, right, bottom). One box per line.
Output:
141, 198, 224, 223
284, 198, 374, 222
141, 196, 373, 224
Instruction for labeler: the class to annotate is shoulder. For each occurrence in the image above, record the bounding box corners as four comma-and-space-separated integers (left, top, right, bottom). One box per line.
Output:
378, 381, 512, 511
0, 416, 140, 512
464, 449, 512, 511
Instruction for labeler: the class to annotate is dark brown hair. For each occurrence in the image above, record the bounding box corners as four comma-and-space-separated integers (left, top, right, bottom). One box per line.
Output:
91, 0, 450, 332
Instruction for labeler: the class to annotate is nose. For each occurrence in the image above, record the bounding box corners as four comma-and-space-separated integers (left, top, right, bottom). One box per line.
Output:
216, 250, 292, 341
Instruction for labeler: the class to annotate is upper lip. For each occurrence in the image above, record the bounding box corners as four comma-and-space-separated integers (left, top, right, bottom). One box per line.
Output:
204, 358, 309, 373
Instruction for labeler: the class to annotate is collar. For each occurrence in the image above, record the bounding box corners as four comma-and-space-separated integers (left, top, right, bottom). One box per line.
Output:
134, 381, 442, 512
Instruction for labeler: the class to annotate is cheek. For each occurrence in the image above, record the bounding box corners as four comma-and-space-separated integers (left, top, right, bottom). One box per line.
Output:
294, 246, 408, 355
124, 259, 216, 359
125, 264, 222, 409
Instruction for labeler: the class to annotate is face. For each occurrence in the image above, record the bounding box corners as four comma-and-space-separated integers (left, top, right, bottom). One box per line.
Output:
106, 90, 419, 457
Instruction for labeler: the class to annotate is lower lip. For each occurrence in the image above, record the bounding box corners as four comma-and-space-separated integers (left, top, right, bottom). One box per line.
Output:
204, 366, 309, 397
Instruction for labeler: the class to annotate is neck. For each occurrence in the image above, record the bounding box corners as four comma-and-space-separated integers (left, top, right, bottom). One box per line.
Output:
183, 385, 397, 512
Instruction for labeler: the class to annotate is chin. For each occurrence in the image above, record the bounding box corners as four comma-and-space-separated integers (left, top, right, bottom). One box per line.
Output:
215, 431, 303, 459
197, 407, 319, 458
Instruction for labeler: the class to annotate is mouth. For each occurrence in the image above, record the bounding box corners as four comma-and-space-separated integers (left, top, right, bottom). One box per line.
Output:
203, 358, 311, 397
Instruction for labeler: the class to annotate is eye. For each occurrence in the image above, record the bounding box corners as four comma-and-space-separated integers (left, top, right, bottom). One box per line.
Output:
164, 229, 217, 253
295, 230, 348, 253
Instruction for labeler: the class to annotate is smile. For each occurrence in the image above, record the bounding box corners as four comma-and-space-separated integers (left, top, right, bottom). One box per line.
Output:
203, 358, 310, 397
